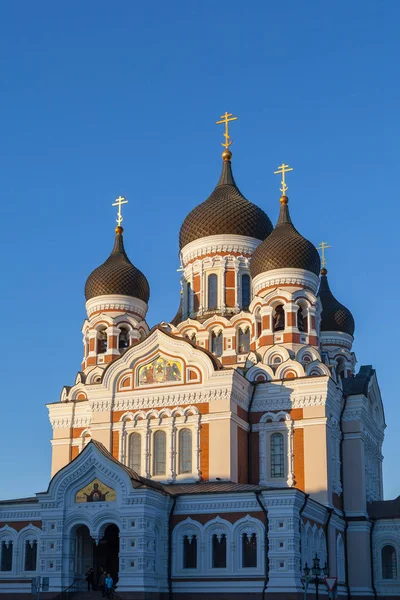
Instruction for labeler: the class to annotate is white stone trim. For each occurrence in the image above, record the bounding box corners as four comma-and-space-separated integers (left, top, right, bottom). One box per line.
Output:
85, 294, 148, 319
252, 268, 320, 295
181, 235, 261, 264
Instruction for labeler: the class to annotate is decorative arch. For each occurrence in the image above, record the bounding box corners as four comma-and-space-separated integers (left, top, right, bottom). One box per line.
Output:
17, 525, 41, 573
233, 515, 265, 572
245, 364, 274, 383
275, 360, 305, 380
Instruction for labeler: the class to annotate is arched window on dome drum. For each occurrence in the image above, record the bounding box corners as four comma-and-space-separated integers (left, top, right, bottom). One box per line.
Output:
241, 274, 251, 310
297, 307, 305, 332
212, 534, 227, 568
208, 274, 218, 310
119, 326, 130, 351
242, 533, 257, 568
271, 432, 284, 478
128, 432, 141, 473
273, 305, 285, 332
186, 282, 191, 317
382, 545, 397, 579
179, 428, 192, 474
24, 540, 37, 571
183, 535, 197, 569
0, 541, 12, 571
97, 326, 108, 354
153, 430, 167, 476
238, 327, 250, 354
211, 331, 223, 356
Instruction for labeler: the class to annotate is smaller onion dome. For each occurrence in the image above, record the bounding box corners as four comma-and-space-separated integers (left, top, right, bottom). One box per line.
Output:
318, 268, 355, 336
250, 196, 321, 278
85, 226, 150, 302
179, 151, 273, 249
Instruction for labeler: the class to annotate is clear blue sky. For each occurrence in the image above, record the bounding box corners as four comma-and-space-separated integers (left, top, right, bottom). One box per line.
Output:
0, 1, 398, 500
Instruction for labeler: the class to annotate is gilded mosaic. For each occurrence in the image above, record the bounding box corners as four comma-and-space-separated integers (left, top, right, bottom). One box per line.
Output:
138, 356, 182, 386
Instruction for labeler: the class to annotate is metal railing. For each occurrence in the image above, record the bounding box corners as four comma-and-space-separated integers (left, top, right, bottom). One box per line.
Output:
51, 578, 85, 599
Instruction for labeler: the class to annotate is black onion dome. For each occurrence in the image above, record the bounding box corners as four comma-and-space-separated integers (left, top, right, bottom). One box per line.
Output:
250, 199, 321, 278
85, 229, 150, 302
179, 158, 273, 249
318, 269, 355, 336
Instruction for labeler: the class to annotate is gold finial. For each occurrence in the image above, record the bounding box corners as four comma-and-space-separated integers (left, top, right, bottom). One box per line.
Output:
317, 241, 331, 269
216, 112, 238, 156
112, 195, 128, 227
274, 163, 293, 197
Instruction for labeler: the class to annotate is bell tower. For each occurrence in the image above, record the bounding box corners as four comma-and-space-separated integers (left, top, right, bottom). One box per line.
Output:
81, 197, 150, 372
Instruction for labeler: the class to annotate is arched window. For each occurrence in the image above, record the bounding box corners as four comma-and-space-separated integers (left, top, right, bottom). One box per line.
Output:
337, 534, 345, 582
271, 433, 284, 478
153, 430, 167, 476
183, 535, 197, 569
242, 533, 257, 568
208, 274, 218, 310
190, 332, 196, 343
186, 282, 191, 316
382, 545, 397, 579
238, 327, 250, 354
297, 307, 305, 332
211, 331, 223, 356
119, 327, 130, 350
241, 274, 251, 310
128, 432, 141, 473
97, 327, 108, 354
24, 540, 37, 571
273, 305, 285, 332
212, 534, 227, 568
0, 541, 12, 571
179, 429, 192, 474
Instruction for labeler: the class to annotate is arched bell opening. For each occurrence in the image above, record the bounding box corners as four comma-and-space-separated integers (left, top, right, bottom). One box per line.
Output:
273, 304, 285, 332
118, 326, 130, 351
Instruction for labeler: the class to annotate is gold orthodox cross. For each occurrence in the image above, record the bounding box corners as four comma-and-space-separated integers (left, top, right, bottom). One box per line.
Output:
317, 241, 331, 268
216, 112, 238, 148
274, 163, 293, 196
112, 195, 128, 227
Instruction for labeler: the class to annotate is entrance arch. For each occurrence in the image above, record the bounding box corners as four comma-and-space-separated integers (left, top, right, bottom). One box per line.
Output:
74, 523, 119, 588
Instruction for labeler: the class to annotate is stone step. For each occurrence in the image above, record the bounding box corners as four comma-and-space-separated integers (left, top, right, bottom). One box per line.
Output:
70, 593, 104, 600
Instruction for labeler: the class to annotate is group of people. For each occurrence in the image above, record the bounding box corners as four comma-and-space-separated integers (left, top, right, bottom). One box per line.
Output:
85, 567, 114, 597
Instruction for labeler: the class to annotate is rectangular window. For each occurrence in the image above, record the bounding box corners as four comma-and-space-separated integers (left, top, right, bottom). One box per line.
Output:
212, 534, 226, 568
183, 535, 197, 568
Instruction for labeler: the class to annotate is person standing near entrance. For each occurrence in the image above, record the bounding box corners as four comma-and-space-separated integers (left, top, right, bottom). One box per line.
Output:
85, 567, 94, 591
105, 573, 113, 598
99, 568, 106, 597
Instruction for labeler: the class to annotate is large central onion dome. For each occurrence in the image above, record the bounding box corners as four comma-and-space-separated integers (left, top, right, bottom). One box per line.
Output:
318, 268, 355, 336
85, 226, 150, 302
250, 196, 321, 277
179, 151, 273, 249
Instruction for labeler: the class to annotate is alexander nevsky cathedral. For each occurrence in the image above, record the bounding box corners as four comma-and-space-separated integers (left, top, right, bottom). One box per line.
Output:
1, 115, 399, 600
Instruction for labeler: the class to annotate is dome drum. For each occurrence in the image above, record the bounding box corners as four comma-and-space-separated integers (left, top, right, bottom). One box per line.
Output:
85, 294, 149, 321
252, 267, 321, 297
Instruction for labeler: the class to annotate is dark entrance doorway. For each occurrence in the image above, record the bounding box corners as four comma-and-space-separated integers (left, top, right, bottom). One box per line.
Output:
75, 524, 119, 590
94, 524, 119, 585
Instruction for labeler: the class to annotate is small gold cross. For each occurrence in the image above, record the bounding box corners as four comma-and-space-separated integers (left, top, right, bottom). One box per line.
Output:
112, 196, 128, 227
316, 241, 331, 268
274, 163, 294, 196
216, 112, 238, 149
